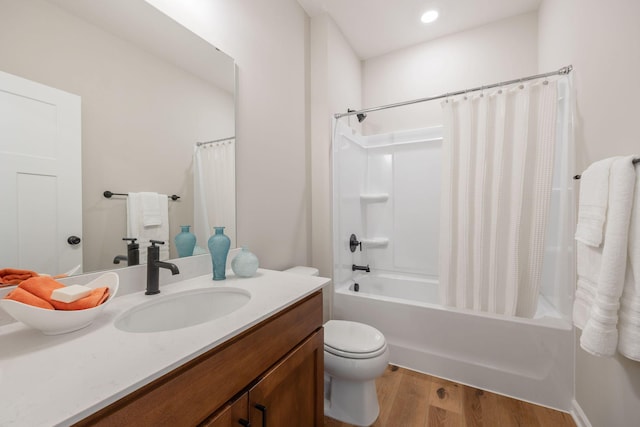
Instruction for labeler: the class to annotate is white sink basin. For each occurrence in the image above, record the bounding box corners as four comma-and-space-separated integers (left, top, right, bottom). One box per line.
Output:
115, 287, 251, 333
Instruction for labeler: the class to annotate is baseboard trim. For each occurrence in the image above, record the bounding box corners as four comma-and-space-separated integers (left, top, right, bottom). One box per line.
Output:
571, 399, 592, 427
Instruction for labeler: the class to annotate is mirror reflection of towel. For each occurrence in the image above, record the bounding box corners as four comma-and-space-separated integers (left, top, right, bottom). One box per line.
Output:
141, 192, 162, 227
0, 268, 38, 286
127, 193, 170, 262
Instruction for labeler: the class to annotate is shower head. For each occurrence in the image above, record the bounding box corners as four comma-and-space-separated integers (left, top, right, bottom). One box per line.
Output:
348, 109, 367, 123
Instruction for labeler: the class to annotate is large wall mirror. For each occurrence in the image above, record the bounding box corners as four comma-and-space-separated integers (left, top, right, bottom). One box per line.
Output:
0, 0, 236, 276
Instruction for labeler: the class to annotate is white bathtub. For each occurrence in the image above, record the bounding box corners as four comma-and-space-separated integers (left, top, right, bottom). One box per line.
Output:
332, 273, 574, 411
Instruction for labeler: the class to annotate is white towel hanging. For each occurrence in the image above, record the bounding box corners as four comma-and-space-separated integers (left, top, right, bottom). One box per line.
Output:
127, 192, 170, 262
618, 158, 640, 360
578, 156, 637, 357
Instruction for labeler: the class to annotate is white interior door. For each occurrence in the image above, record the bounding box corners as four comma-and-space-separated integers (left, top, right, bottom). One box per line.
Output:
0, 71, 82, 276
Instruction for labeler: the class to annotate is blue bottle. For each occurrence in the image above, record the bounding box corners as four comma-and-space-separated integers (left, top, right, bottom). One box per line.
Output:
174, 225, 196, 257
208, 226, 231, 280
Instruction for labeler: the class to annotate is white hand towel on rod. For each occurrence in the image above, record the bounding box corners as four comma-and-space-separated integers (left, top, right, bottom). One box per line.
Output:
618, 157, 640, 360
573, 158, 617, 328
580, 156, 636, 357
127, 192, 170, 263
574, 157, 617, 247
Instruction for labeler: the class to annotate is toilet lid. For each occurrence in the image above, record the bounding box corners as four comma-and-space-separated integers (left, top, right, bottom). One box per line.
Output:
324, 320, 386, 358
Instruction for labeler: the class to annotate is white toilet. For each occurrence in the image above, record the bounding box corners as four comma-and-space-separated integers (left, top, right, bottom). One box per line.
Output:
285, 266, 390, 427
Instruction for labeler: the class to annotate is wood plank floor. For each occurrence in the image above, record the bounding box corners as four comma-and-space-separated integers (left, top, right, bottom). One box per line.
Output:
324, 365, 576, 427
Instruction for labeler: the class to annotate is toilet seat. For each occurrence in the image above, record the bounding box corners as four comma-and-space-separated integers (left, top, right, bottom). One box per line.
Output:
324, 320, 387, 359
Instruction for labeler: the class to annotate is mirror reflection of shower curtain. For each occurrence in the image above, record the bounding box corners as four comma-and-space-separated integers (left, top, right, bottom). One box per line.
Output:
439, 79, 559, 318
194, 140, 236, 250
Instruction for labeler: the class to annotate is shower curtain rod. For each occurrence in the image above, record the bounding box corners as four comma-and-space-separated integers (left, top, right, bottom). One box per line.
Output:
196, 136, 235, 146
334, 65, 573, 119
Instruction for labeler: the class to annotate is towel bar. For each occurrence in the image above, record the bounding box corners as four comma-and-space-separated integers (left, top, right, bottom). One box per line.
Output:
103, 191, 180, 201
573, 158, 639, 180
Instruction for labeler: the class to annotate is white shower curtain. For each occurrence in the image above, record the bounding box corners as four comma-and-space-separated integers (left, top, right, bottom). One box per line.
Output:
439, 80, 559, 317
194, 140, 236, 250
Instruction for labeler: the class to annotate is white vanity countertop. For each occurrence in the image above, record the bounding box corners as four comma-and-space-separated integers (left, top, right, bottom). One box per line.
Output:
0, 269, 330, 426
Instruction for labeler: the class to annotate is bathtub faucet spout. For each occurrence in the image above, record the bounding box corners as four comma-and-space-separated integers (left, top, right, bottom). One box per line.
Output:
352, 264, 370, 273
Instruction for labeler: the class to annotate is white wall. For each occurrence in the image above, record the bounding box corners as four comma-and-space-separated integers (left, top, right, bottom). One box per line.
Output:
362, 12, 538, 135
308, 14, 362, 319
143, 0, 310, 270
0, 0, 234, 272
538, 1, 640, 425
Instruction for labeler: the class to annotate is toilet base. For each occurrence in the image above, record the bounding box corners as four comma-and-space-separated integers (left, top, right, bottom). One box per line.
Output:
324, 376, 380, 427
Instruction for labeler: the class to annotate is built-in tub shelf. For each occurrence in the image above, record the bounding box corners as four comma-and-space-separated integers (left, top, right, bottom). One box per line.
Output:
360, 237, 389, 249
360, 193, 389, 203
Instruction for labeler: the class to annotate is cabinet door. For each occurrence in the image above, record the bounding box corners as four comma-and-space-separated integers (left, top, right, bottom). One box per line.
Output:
249, 330, 324, 427
200, 394, 250, 427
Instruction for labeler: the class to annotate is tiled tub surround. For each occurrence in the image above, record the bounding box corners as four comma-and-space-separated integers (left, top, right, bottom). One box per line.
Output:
0, 257, 330, 426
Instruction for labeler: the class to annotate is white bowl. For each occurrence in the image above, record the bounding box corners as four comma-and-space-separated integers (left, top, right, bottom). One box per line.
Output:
0, 272, 119, 335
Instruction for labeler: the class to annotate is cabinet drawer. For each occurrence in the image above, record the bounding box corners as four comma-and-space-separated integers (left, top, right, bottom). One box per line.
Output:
75, 291, 323, 427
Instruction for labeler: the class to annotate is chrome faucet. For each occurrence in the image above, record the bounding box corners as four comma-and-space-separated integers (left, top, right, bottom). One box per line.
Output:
146, 240, 180, 295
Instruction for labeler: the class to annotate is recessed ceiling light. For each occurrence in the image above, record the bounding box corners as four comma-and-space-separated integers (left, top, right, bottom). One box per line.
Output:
421, 10, 439, 24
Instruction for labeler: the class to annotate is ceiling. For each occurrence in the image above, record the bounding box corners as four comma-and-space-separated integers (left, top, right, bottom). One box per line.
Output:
297, 0, 541, 59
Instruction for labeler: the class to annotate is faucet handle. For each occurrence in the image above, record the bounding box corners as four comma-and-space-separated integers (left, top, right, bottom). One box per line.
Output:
350, 234, 362, 253
149, 239, 165, 247
123, 237, 138, 243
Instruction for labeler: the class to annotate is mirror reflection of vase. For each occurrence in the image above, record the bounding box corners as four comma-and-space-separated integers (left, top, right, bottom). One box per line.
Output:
175, 225, 196, 258
208, 227, 231, 280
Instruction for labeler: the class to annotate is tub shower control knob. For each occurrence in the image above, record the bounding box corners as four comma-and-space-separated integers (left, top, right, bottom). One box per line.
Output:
350, 234, 362, 252
67, 235, 81, 245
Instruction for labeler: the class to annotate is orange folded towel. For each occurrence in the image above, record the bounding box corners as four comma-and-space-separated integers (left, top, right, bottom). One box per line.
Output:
4, 287, 55, 310
0, 268, 39, 286
18, 276, 64, 301
2, 276, 110, 311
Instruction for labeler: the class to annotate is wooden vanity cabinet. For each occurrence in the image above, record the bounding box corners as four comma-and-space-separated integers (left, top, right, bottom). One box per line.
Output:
75, 291, 323, 427
200, 396, 248, 427
201, 331, 323, 427
248, 330, 323, 426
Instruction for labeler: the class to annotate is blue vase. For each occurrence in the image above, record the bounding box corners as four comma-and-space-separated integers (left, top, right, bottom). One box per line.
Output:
231, 247, 259, 278
208, 226, 231, 280
174, 225, 196, 257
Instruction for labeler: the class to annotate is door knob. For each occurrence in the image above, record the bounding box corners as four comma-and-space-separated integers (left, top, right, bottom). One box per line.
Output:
67, 236, 81, 245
